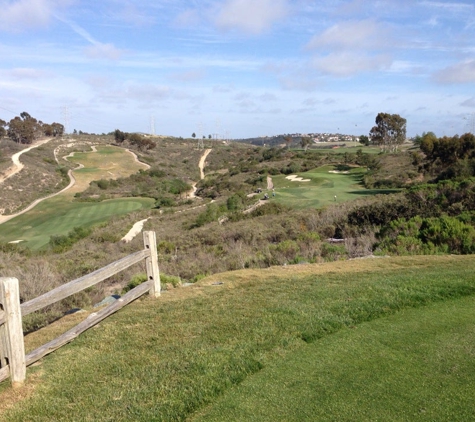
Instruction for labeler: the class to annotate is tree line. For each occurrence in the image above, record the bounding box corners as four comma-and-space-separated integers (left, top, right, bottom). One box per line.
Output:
0, 112, 64, 144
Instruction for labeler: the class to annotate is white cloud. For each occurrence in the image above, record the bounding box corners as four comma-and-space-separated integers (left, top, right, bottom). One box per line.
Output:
3, 67, 53, 79
434, 59, 475, 83
214, 0, 289, 34
85, 43, 124, 60
0, 0, 54, 32
461, 97, 475, 108
420, 1, 474, 13
306, 19, 391, 51
168, 70, 206, 82
312, 51, 392, 77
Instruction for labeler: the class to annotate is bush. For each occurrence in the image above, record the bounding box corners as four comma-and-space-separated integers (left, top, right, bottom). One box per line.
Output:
124, 273, 148, 292
376, 215, 475, 255
49, 226, 92, 253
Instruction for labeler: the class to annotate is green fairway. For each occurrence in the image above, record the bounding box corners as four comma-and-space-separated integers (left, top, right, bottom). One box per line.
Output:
0, 145, 153, 249
270, 165, 397, 209
194, 295, 475, 421
0, 197, 154, 249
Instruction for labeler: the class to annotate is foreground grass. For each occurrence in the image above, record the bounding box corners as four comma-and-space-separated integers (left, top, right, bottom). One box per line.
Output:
194, 295, 475, 421
1, 256, 475, 421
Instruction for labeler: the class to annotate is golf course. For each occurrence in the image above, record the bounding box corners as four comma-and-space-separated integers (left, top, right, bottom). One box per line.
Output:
0, 145, 154, 249
270, 165, 397, 209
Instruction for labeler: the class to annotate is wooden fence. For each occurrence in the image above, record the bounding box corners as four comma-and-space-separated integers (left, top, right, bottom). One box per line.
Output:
0, 231, 160, 387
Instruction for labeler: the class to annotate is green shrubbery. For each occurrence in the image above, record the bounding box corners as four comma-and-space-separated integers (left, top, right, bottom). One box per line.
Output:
49, 226, 93, 253
377, 215, 475, 255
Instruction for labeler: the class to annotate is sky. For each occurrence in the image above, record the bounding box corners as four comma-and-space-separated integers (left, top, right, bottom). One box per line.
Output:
0, 0, 474, 139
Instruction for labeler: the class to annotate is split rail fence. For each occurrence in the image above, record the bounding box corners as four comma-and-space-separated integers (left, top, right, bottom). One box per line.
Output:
0, 231, 160, 387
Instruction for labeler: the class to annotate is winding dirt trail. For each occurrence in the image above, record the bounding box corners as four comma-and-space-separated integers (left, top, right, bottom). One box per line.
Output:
199, 149, 211, 180
0, 138, 53, 184
187, 148, 212, 199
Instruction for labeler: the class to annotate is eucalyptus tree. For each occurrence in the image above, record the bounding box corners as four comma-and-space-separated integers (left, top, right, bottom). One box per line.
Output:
369, 113, 407, 152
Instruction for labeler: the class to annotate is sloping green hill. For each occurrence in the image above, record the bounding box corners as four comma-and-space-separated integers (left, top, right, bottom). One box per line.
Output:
1, 255, 475, 421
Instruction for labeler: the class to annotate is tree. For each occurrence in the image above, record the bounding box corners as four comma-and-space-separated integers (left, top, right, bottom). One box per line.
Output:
51, 122, 64, 136
0, 119, 6, 138
359, 135, 369, 146
369, 113, 406, 152
192, 132, 196, 139
114, 129, 127, 143
7, 112, 43, 144
208, 134, 212, 139
419, 132, 438, 158
300, 136, 312, 152
284, 135, 292, 149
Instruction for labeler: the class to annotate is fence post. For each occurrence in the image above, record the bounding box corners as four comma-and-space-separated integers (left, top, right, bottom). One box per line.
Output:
143, 231, 161, 297
0, 277, 26, 387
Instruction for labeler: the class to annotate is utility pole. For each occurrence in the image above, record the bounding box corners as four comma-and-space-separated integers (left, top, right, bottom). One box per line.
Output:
465, 113, 475, 134
197, 122, 204, 149
150, 115, 155, 136
61, 106, 70, 135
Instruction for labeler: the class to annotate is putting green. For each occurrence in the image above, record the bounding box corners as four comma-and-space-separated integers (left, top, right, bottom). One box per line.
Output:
269, 165, 397, 209
0, 145, 154, 249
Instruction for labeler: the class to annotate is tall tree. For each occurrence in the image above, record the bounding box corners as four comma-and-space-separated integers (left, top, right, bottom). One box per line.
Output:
300, 136, 312, 152
7, 112, 43, 144
0, 119, 6, 138
369, 113, 407, 152
284, 135, 293, 149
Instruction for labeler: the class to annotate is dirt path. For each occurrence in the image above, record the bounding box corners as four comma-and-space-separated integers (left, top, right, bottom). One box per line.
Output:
0, 138, 54, 184
199, 149, 211, 180
187, 149, 211, 199
267, 176, 274, 190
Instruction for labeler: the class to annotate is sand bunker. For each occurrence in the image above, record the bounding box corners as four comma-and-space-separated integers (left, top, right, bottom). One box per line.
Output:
285, 175, 311, 182
121, 218, 149, 243
328, 170, 349, 174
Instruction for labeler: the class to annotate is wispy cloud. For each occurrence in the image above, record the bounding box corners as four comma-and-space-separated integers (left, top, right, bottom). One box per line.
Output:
420, 1, 474, 13
213, 0, 289, 34
0, 0, 58, 32
306, 19, 392, 51
434, 59, 475, 83
55, 15, 125, 60
312, 51, 392, 77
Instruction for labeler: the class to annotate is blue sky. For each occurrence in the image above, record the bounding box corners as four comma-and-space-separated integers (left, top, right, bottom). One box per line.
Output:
0, 0, 474, 138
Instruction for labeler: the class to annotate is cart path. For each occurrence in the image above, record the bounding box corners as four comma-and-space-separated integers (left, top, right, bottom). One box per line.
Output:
0, 138, 54, 184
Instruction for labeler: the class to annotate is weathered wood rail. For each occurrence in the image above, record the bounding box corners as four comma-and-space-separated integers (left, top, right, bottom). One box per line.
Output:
0, 231, 160, 387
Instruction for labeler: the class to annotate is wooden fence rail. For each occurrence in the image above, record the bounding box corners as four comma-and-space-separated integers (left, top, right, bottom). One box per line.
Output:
0, 231, 160, 387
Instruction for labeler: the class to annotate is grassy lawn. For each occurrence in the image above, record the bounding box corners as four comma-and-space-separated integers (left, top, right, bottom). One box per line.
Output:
194, 296, 475, 421
270, 165, 398, 209
0, 145, 153, 249
1, 255, 475, 421
0, 197, 154, 249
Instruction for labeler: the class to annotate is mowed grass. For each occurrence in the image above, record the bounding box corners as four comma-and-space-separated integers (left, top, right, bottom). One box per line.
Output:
194, 296, 475, 421
270, 165, 397, 209
0, 145, 153, 249
0, 197, 154, 249
1, 255, 475, 421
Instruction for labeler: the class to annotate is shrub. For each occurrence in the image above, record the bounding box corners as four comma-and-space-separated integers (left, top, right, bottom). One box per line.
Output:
124, 273, 148, 292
